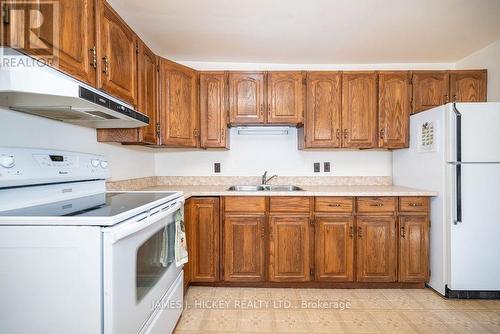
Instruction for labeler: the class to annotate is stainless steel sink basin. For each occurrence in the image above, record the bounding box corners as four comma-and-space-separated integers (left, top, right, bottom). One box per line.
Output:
227, 185, 304, 191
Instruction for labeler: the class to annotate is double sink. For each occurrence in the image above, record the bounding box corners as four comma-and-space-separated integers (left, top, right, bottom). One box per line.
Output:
227, 185, 304, 192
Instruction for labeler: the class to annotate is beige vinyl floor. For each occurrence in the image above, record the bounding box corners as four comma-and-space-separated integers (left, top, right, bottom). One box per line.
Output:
174, 287, 500, 334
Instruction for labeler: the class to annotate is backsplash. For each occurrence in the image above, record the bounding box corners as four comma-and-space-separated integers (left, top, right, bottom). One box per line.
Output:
106, 175, 392, 191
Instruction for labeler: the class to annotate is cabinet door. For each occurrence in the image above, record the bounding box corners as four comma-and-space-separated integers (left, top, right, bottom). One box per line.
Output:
267, 72, 304, 124
224, 214, 266, 282
200, 72, 229, 148
189, 198, 220, 282
412, 71, 449, 114
302, 72, 342, 148
341, 72, 378, 148
137, 40, 158, 144
356, 216, 396, 282
228, 72, 265, 124
450, 70, 487, 103
98, 0, 137, 106
399, 215, 429, 282
159, 59, 198, 147
315, 215, 354, 281
269, 215, 310, 282
35, 0, 98, 86
378, 71, 411, 148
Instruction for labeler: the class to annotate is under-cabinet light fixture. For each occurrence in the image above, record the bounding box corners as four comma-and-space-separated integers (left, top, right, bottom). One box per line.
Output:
236, 126, 289, 136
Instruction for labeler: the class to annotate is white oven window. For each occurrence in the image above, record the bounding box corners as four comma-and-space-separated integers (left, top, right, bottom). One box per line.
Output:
136, 222, 175, 302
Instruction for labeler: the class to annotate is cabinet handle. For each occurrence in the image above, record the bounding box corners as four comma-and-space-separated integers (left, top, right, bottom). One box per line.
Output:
358, 226, 363, 238
268, 103, 271, 112
89, 47, 97, 69
336, 129, 341, 140
409, 202, 423, 207
328, 203, 341, 207
380, 128, 385, 139
452, 94, 457, 102
261, 226, 265, 238
193, 128, 200, 138
444, 94, 449, 104
260, 104, 264, 117
349, 226, 354, 238
102, 56, 109, 75
400, 226, 406, 238
221, 129, 225, 141
343, 129, 348, 139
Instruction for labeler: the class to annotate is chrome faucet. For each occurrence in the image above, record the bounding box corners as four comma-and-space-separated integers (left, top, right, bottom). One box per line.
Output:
261, 171, 278, 185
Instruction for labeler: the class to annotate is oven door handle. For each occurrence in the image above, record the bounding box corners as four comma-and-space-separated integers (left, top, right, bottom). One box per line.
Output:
104, 201, 183, 244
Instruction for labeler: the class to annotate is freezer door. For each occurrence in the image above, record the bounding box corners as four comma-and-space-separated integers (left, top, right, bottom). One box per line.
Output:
449, 163, 500, 290
449, 103, 500, 163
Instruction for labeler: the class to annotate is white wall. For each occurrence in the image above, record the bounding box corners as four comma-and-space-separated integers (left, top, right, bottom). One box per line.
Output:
456, 39, 500, 102
155, 128, 392, 176
0, 108, 155, 181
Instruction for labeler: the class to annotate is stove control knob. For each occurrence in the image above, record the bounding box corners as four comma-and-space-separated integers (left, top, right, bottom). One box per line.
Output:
0, 155, 15, 168
100, 161, 108, 169
91, 159, 100, 168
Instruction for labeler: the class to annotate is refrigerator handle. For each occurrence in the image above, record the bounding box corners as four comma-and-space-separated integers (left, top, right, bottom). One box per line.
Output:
454, 164, 462, 224
452, 103, 462, 224
452, 103, 462, 162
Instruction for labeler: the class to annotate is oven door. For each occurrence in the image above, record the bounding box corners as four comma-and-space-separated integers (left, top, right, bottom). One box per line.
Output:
102, 199, 184, 334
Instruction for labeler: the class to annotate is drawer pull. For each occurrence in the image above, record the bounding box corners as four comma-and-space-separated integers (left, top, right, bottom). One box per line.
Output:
358, 226, 363, 238
370, 203, 383, 207
328, 203, 341, 207
400, 226, 406, 238
409, 203, 423, 207
349, 226, 354, 238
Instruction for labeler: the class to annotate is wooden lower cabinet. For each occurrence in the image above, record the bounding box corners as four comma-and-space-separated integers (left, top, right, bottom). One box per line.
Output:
398, 215, 430, 282
356, 215, 397, 282
269, 214, 311, 282
188, 197, 220, 282
223, 214, 266, 282
315, 215, 354, 281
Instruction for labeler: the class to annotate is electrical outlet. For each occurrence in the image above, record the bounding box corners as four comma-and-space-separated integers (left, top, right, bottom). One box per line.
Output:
324, 162, 331, 172
314, 162, 320, 173
214, 163, 221, 173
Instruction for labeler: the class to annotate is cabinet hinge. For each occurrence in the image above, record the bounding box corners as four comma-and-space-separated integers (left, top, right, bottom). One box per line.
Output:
310, 268, 315, 276
2, 3, 10, 24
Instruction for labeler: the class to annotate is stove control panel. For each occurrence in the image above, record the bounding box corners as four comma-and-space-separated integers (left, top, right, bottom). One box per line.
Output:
0, 147, 110, 188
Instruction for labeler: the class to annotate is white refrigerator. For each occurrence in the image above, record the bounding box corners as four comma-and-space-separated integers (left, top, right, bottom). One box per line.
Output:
393, 102, 500, 297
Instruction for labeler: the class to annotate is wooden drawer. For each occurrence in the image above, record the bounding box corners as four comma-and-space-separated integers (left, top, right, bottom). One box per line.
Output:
270, 197, 311, 212
224, 197, 266, 212
399, 197, 429, 212
315, 197, 354, 213
357, 197, 396, 213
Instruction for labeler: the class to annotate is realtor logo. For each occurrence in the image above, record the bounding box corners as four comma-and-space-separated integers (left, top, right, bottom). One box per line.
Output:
0, 0, 59, 65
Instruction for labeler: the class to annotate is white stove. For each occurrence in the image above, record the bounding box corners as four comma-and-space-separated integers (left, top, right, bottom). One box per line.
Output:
0, 147, 185, 334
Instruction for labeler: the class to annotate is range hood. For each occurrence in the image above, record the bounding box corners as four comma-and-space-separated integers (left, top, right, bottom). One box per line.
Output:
0, 49, 148, 128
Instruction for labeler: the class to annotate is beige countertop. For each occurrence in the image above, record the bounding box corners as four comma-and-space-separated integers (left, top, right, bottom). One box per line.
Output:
138, 184, 437, 199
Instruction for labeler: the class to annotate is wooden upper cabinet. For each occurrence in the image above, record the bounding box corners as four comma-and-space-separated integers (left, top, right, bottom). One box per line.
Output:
378, 71, 411, 148
315, 215, 354, 282
189, 198, 220, 282
98, 0, 137, 106
412, 71, 449, 114
136, 39, 158, 144
224, 214, 266, 282
269, 214, 311, 282
267, 72, 304, 124
450, 70, 487, 103
356, 215, 397, 282
228, 72, 265, 124
158, 59, 198, 147
342, 72, 378, 148
200, 72, 229, 149
399, 215, 429, 283
301, 72, 342, 148
25, 0, 97, 86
